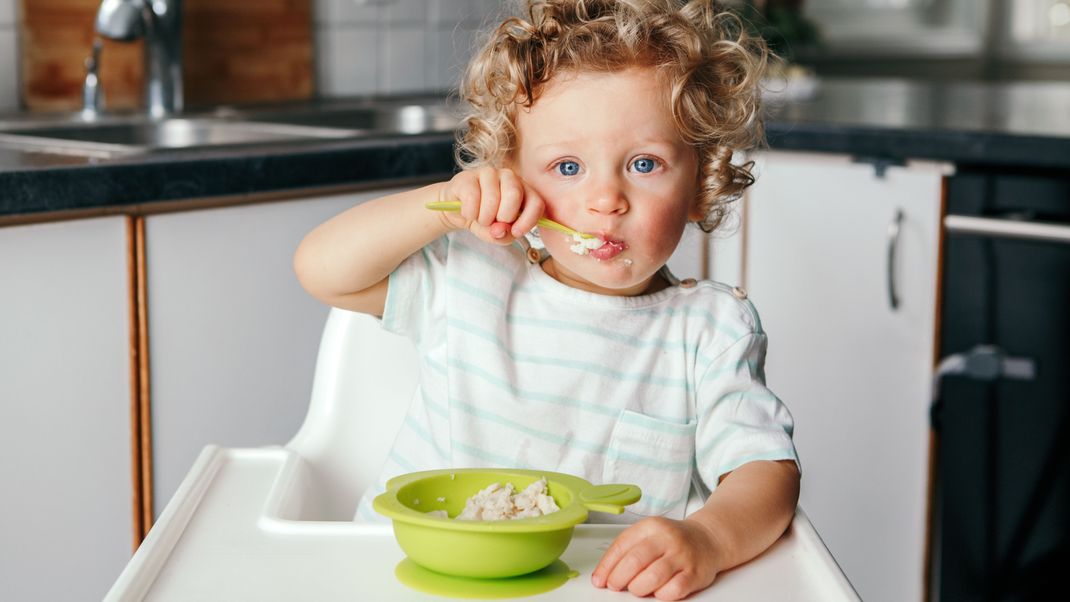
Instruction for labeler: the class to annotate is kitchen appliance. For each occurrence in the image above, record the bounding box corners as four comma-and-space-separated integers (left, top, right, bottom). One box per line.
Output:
932, 169, 1070, 601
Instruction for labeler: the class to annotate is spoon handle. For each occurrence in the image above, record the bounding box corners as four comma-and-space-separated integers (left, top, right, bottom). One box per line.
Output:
424, 200, 595, 239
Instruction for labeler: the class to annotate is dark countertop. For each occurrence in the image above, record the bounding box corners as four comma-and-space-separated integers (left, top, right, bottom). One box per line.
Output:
0, 135, 457, 223
3, 77, 1070, 222
764, 78, 1070, 171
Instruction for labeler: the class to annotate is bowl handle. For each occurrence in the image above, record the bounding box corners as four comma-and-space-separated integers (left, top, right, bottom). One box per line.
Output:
578, 483, 642, 514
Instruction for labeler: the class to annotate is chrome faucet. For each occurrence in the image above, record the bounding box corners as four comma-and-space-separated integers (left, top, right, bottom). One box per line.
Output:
82, 38, 104, 119
93, 0, 183, 118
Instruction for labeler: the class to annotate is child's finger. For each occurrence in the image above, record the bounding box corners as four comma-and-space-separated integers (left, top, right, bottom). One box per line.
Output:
604, 545, 662, 592
452, 174, 480, 223
488, 221, 512, 241
496, 169, 523, 224
511, 186, 544, 238
476, 167, 501, 226
652, 570, 695, 601
592, 527, 655, 588
623, 557, 678, 598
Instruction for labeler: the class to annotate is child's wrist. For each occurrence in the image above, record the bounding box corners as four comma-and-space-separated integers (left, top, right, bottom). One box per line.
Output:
684, 515, 730, 568
424, 181, 466, 233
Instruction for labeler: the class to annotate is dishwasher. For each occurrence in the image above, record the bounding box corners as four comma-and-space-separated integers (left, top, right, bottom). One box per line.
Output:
932, 168, 1070, 601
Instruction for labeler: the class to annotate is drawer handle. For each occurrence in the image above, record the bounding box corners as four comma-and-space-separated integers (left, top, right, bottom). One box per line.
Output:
887, 208, 903, 311
944, 215, 1070, 245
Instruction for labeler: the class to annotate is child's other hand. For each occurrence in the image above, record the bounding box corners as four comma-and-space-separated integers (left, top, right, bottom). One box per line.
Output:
591, 517, 723, 601
440, 167, 544, 245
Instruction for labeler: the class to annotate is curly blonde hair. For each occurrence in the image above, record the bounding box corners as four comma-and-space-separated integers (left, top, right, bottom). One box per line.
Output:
456, 0, 769, 232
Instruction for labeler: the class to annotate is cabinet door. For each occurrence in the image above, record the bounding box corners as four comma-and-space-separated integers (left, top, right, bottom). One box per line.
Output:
744, 151, 947, 602
0, 217, 133, 601
145, 189, 407, 517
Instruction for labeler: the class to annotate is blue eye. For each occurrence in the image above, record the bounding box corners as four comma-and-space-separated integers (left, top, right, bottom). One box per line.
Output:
557, 161, 580, 176
632, 158, 657, 173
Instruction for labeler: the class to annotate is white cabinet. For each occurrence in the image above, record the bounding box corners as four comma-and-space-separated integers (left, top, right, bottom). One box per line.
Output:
743, 151, 948, 602
145, 189, 407, 515
0, 217, 133, 601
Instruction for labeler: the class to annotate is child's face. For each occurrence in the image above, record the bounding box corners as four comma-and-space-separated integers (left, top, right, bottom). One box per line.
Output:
510, 67, 701, 296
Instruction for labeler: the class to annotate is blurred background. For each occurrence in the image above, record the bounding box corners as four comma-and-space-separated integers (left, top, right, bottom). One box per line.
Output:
1, 0, 1069, 113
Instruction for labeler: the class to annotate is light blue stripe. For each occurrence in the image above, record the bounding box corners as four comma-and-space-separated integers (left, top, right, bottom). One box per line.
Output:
618, 410, 695, 433
695, 388, 784, 435
449, 358, 619, 418
644, 306, 746, 341
447, 356, 681, 422
452, 397, 691, 472
507, 312, 743, 368
388, 450, 417, 472
452, 238, 516, 277
697, 357, 758, 385
405, 415, 449, 460
422, 394, 450, 420
714, 450, 799, 484
425, 355, 447, 375
606, 447, 692, 472
452, 441, 518, 467
449, 318, 689, 390
506, 315, 691, 354
696, 420, 743, 461
357, 501, 380, 522
447, 276, 505, 308
640, 490, 688, 510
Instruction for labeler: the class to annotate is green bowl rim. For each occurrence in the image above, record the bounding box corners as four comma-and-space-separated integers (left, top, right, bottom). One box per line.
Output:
372, 468, 593, 532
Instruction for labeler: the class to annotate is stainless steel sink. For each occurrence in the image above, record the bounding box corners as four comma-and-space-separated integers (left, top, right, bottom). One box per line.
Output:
0, 118, 354, 157
239, 103, 461, 135
0, 99, 462, 158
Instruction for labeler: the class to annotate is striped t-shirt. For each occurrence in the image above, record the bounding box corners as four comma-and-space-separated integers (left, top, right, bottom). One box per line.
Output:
355, 232, 798, 522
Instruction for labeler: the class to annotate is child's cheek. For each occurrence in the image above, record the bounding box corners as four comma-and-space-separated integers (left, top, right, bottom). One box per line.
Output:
639, 208, 689, 260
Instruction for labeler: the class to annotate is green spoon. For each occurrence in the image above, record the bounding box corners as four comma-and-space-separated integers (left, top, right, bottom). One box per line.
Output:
425, 200, 598, 240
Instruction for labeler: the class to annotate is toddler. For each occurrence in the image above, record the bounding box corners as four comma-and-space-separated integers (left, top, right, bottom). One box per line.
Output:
295, 1, 800, 599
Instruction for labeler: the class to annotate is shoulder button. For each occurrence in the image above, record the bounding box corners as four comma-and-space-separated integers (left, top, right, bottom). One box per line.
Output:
732, 286, 748, 299
679, 278, 697, 288
526, 247, 542, 264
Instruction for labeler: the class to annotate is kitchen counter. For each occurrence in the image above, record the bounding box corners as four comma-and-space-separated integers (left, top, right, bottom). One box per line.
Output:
765, 78, 1070, 170
3, 77, 1070, 222
0, 135, 457, 223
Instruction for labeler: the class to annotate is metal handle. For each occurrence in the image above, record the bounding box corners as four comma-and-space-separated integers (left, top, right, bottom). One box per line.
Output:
945, 215, 1070, 245
932, 345, 1036, 402
887, 208, 903, 311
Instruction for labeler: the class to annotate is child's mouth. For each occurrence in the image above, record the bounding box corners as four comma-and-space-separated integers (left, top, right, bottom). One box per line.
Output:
589, 238, 626, 260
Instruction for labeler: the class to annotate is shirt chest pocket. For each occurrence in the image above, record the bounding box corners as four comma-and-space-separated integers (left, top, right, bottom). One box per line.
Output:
602, 410, 696, 519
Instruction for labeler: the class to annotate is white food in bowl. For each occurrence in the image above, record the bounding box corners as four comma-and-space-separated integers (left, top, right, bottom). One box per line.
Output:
425, 477, 561, 520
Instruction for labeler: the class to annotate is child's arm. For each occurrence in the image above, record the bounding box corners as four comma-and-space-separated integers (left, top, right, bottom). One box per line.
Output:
592, 459, 800, 601
294, 168, 543, 315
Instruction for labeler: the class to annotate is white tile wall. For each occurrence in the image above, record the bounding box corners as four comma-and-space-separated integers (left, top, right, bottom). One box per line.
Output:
0, 0, 17, 110
314, 0, 506, 97
0, 0, 508, 111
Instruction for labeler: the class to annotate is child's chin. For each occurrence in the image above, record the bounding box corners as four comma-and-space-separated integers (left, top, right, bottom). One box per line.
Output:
576, 265, 652, 293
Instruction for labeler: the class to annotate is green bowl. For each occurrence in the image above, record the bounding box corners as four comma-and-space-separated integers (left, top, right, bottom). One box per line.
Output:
373, 468, 641, 579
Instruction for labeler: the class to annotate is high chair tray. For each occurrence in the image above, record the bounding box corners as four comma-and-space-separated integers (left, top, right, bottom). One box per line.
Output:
106, 447, 859, 601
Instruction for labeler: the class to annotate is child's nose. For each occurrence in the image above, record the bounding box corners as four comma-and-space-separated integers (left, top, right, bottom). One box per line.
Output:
585, 178, 628, 216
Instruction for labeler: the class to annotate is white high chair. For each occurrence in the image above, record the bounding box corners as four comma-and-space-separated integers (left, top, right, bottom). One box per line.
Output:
106, 309, 859, 601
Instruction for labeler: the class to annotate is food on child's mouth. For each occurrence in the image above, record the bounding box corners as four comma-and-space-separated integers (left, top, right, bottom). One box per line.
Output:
570, 233, 606, 255
589, 238, 626, 260
424, 478, 560, 520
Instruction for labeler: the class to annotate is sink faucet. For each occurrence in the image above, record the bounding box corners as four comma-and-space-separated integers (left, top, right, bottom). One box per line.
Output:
82, 38, 104, 119
93, 0, 183, 118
